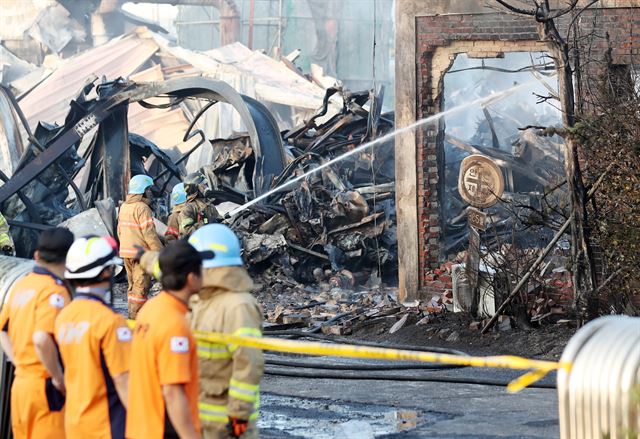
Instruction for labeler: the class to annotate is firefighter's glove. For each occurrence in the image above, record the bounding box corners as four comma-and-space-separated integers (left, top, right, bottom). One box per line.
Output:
132, 245, 145, 262
1, 245, 13, 256
227, 417, 249, 438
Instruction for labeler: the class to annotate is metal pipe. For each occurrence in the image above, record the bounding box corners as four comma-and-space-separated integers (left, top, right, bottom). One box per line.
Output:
247, 0, 255, 49
277, 0, 283, 51
557, 316, 640, 438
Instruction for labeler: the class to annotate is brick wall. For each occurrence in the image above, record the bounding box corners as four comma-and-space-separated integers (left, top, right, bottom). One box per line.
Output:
415, 8, 640, 296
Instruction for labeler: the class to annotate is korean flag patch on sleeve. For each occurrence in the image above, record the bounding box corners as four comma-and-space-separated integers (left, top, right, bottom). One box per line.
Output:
116, 327, 132, 342
49, 294, 65, 309
170, 336, 189, 353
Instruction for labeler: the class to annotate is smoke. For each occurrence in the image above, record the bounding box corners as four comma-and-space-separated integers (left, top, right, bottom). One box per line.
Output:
444, 52, 561, 154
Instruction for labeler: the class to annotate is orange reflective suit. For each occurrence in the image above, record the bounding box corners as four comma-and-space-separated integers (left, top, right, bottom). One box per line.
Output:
126, 292, 200, 439
55, 292, 130, 439
0, 266, 70, 439
117, 194, 163, 318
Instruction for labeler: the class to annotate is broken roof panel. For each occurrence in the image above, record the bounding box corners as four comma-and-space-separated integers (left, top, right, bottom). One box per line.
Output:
0, 0, 56, 41
206, 42, 330, 110
27, 3, 86, 54
20, 30, 159, 128
0, 46, 37, 86
154, 35, 338, 113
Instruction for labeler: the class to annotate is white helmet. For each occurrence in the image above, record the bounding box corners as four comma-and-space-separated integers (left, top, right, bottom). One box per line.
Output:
65, 236, 122, 280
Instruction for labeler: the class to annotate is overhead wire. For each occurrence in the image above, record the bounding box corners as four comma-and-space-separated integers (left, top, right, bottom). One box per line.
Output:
370, 0, 383, 278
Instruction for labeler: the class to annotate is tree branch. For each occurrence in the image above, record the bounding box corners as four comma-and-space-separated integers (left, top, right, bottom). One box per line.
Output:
565, 0, 600, 41
547, 0, 580, 20
494, 0, 537, 16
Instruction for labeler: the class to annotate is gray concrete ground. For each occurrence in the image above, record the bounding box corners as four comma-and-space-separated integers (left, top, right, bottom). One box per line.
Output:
258, 365, 559, 438
114, 286, 559, 438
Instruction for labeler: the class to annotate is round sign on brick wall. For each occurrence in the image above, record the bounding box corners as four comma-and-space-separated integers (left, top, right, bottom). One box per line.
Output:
458, 154, 504, 208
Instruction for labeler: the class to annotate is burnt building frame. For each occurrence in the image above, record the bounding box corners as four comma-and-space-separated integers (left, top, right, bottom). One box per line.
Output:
394, 0, 640, 302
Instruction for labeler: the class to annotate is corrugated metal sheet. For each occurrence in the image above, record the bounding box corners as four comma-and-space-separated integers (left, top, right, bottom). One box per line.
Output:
154, 35, 337, 118
20, 31, 159, 128
206, 42, 328, 110
15, 28, 335, 170
0, 0, 55, 41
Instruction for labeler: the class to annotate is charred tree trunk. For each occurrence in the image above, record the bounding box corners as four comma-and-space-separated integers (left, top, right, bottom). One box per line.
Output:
539, 13, 598, 322
495, 0, 599, 321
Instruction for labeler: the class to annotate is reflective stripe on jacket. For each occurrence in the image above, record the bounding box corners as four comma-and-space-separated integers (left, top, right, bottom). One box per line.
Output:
178, 196, 220, 237
117, 194, 163, 258
164, 204, 185, 242
190, 266, 264, 424
0, 212, 14, 250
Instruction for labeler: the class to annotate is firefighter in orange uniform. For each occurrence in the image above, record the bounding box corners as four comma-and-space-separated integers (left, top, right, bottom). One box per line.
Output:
0, 227, 74, 439
127, 241, 203, 439
165, 183, 188, 243
56, 236, 130, 439
117, 174, 163, 319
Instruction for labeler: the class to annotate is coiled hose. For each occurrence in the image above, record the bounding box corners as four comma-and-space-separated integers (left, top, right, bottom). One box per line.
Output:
262, 329, 557, 389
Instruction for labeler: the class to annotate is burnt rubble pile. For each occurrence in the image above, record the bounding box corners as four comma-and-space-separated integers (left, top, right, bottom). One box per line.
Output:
444, 127, 567, 255
217, 89, 398, 300
0, 27, 400, 332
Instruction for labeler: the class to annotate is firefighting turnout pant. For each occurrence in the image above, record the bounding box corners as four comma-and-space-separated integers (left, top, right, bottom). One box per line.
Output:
123, 258, 151, 319
199, 383, 259, 439
11, 375, 65, 439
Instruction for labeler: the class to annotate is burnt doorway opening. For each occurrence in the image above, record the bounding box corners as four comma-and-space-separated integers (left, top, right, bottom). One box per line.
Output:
441, 51, 565, 257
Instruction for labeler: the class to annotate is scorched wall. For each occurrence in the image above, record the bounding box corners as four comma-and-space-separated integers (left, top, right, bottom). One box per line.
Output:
395, 0, 640, 302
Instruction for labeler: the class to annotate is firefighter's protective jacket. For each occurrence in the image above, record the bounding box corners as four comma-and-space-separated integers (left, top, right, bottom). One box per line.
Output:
190, 267, 264, 426
178, 195, 220, 237
139, 254, 264, 425
117, 194, 163, 258
164, 204, 185, 242
0, 212, 14, 252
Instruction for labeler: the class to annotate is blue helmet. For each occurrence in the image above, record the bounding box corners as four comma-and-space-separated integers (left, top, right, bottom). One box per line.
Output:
170, 183, 187, 206
188, 224, 243, 269
128, 175, 154, 195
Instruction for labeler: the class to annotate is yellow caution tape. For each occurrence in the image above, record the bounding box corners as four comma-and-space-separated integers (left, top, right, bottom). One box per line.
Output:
127, 319, 570, 392
507, 368, 551, 393
194, 331, 570, 392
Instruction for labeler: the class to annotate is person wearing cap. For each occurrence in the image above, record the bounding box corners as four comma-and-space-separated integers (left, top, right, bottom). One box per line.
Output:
127, 241, 203, 439
0, 211, 15, 256
55, 236, 130, 439
138, 225, 263, 438
165, 182, 188, 243
0, 227, 74, 439
117, 174, 164, 319
178, 172, 220, 238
